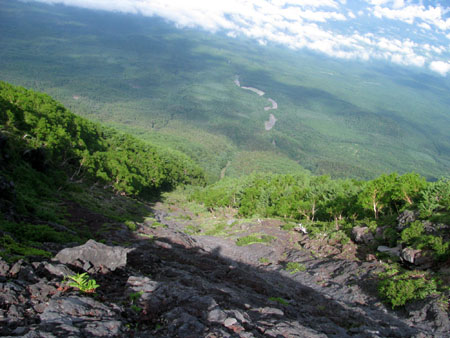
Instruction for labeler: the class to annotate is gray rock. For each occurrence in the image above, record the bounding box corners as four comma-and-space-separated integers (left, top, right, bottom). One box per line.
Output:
406, 296, 450, 334
397, 210, 418, 230
207, 308, 227, 323
224, 317, 237, 327
28, 281, 57, 302
126, 276, 158, 293
54, 240, 133, 272
9, 259, 25, 276
0, 258, 10, 276
39, 262, 75, 278
401, 247, 421, 264
40, 296, 122, 337
352, 226, 374, 244
377, 245, 401, 257
226, 219, 236, 226
165, 307, 206, 337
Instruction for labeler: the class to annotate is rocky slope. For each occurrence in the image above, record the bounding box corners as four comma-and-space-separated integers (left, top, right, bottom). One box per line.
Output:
1, 202, 449, 338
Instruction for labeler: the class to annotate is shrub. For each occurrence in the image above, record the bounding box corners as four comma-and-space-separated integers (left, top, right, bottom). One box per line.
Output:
285, 262, 306, 274
378, 270, 438, 308
68, 273, 100, 293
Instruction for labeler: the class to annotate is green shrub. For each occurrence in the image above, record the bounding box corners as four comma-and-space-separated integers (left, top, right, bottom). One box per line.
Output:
400, 221, 424, 245
285, 262, 306, 273
68, 272, 100, 293
124, 220, 137, 231
378, 270, 438, 308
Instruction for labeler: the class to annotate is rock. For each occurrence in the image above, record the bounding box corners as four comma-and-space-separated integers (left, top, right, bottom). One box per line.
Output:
406, 296, 450, 334
40, 296, 122, 337
294, 223, 308, 234
401, 247, 421, 264
207, 308, 227, 323
54, 240, 133, 273
366, 254, 377, 261
226, 219, 236, 226
28, 281, 57, 302
397, 210, 418, 230
38, 262, 75, 278
0, 258, 10, 276
352, 226, 374, 244
224, 317, 237, 327
377, 245, 401, 257
165, 307, 206, 337
9, 259, 25, 276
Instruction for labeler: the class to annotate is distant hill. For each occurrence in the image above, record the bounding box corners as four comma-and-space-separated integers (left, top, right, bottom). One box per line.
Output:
0, 0, 449, 181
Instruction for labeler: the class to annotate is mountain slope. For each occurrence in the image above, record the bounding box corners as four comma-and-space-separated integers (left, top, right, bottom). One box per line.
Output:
0, 81, 204, 260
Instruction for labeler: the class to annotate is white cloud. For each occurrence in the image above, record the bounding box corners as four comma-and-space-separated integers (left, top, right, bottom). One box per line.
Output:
418, 22, 431, 30
370, 3, 450, 31
30, 0, 450, 75
429, 60, 450, 76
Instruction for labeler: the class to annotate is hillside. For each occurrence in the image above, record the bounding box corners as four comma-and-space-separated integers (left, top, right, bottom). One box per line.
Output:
1, 0, 449, 181
0, 81, 204, 260
0, 84, 449, 336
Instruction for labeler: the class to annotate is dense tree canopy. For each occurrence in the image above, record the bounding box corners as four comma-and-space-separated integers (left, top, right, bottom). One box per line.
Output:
0, 81, 205, 200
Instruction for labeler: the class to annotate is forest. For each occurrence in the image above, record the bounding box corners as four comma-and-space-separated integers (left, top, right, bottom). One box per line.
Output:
1, 0, 449, 182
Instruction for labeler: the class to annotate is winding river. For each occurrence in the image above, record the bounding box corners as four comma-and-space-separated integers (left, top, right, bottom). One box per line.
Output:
234, 76, 278, 131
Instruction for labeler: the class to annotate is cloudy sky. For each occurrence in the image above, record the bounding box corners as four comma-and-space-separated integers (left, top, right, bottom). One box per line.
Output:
32, 0, 450, 76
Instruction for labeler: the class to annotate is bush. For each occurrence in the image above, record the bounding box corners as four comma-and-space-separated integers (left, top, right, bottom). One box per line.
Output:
285, 262, 306, 273
378, 270, 438, 308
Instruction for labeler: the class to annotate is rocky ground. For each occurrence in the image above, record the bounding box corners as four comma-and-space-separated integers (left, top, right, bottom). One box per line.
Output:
1, 201, 449, 337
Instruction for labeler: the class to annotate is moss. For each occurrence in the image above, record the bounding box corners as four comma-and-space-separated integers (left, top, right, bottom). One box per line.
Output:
0, 234, 51, 262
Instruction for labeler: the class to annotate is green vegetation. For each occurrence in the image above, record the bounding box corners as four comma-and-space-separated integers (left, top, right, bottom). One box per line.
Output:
285, 262, 306, 274
68, 272, 100, 293
0, 81, 204, 261
192, 172, 450, 261
235, 234, 276, 246
268, 297, 289, 305
377, 267, 441, 308
1, 0, 449, 181
258, 257, 270, 264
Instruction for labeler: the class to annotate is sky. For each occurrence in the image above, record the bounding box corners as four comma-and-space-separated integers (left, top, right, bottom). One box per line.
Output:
30, 0, 450, 76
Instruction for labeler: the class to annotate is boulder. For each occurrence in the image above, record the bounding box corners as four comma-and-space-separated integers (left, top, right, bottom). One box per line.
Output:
401, 247, 421, 264
377, 245, 401, 257
39, 296, 122, 337
397, 210, 418, 230
352, 226, 374, 244
0, 258, 10, 277
54, 240, 133, 273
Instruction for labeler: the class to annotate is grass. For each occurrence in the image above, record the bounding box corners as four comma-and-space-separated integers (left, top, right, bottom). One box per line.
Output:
268, 297, 289, 305
235, 234, 276, 246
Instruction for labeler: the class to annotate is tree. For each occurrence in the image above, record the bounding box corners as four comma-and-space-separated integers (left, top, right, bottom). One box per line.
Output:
358, 173, 396, 219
